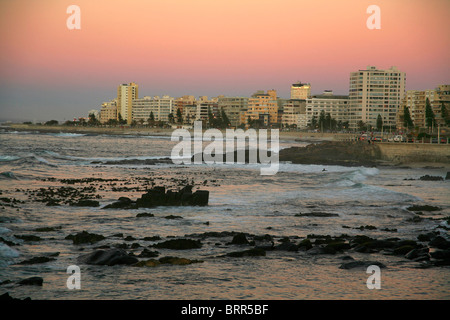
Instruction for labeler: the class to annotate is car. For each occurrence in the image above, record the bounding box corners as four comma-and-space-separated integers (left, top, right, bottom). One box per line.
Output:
431, 137, 448, 144
373, 135, 383, 142
359, 134, 369, 141
393, 135, 405, 142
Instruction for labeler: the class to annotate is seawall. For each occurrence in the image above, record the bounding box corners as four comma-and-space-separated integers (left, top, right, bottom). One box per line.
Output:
377, 143, 450, 165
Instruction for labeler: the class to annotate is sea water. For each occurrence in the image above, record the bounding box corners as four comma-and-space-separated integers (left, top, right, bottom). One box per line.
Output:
0, 130, 449, 299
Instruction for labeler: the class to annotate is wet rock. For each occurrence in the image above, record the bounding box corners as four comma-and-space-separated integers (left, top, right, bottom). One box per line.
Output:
429, 236, 450, 249
70, 199, 100, 207
407, 205, 441, 212
143, 236, 162, 241
65, 231, 105, 245
322, 242, 351, 254
78, 249, 138, 266
103, 197, 135, 209
405, 247, 430, 261
295, 212, 339, 217
339, 261, 386, 270
14, 234, 42, 242
136, 186, 209, 208
0, 292, 31, 301
136, 212, 154, 218
18, 256, 56, 265
393, 245, 416, 255
159, 256, 203, 265
18, 277, 43, 286
430, 249, 450, 260
445, 172, 450, 180
274, 241, 299, 252
164, 215, 183, 219
419, 175, 444, 181
298, 239, 313, 250
138, 248, 159, 258
153, 239, 202, 250
134, 259, 160, 267
231, 233, 250, 245
226, 248, 266, 257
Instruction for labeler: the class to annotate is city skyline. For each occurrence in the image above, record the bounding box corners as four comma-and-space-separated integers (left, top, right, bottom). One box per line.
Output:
1, 0, 449, 121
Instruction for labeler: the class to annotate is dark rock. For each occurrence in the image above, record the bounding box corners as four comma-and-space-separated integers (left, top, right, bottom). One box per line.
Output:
18, 277, 43, 286
138, 248, 159, 258
134, 259, 160, 267
226, 248, 266, 257
322, 242, 351, 254
65, 231, 105, 245
0, 292, 31, 300
135, 186, 209, 208
429, 236, 450, 249
136, 212, 154, 218
143, 236, 162, 241
298, 239, 313, 250
445, 172, 450, 180
419, 175, 444, 181
153, 239, 202, 250
70, 199, 100, 207
14, 234, 42, 242
231, 233, 249, 245
164, 215, 183, 219
417, 233, 436, 242
78, 249, 138, 266
34, 226, 62, 232
18, 256, 55, 265
159, 256, 203, 265
393, 245, 416, 255
339, 261, 386, 270
430, 250, 450, 260
103, 197, 135, 209
405, 247, 430, 260
274, 241, 299, 252
295, 212, 339, 217
407, 205, 441, 212
124, 235, 136, 241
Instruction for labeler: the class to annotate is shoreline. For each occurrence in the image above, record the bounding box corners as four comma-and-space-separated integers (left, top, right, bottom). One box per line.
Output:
3, 124, 449, 169
2, 123, 347, 141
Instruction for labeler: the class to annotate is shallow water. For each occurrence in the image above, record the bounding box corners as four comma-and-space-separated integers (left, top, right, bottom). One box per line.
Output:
0, 130, 449, 299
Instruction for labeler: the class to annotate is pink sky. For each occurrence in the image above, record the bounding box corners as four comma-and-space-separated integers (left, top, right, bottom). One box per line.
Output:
0, 0, 449, 120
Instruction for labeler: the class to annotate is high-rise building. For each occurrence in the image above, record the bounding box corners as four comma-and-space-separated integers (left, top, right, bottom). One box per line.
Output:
397, 84, 450, 130
246, 90, 278, 126
348, 66, 405, 130
99, 99, 118, 124
218, 97, 249, 127
117, 82, 138, 124
281, 99, 307, 128
306, 90, 349, 128
132, 95, 174, 123
290, 82, 311, 100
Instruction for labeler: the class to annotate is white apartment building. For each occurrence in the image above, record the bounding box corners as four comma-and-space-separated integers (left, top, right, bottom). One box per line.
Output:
306, 91, 349, 126
348, 66, 406, 129
132, 95, 174, 122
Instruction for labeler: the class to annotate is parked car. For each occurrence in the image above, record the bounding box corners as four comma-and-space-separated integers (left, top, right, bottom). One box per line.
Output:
373, 135, 383, 142
359, 134, 369, 141
407, 137, 415, 143
431, 137, 448, 143
393, 135, 405, 142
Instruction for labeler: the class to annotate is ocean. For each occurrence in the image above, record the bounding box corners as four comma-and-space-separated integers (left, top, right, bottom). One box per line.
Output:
0, 129, 449, 299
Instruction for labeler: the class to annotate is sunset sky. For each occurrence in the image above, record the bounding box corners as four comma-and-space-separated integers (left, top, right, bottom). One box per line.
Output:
0, 0, 449, 121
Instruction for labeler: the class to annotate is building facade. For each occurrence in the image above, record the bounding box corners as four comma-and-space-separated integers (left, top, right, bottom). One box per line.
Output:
245, 90, 278, 126
348, 66, 405, 130
281, 99, 307, 128
306, 91, 349, 127
99, 99, 118, 124
217, 96, 249, 127
290, 82, 311, 100
117, 82, 138, 124
132, 95, 174, 123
